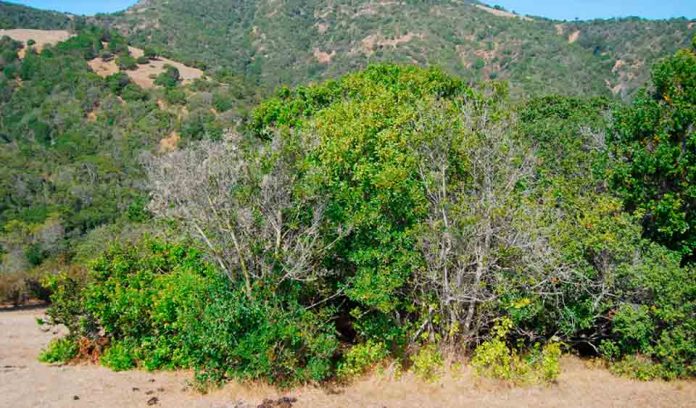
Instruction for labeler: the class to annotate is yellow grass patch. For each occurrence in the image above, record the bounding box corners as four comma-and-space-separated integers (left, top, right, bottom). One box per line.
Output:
0, 29, 73, 58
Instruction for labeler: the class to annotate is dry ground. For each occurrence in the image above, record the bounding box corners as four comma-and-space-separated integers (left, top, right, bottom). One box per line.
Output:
88, 46, 204, 89
0, 29, 203, 88
0, 29, 73, 57
1, 307, 694, 408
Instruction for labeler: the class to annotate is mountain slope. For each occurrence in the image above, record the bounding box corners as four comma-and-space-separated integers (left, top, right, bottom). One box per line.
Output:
0, 1, 72, 29
100, 0, 694, 97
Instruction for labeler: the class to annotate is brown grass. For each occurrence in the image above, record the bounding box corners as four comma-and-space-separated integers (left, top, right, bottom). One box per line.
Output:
0, 29, 73, 58
158, 131, 181, 153
568, 30, 581, 44
313, 48, 335, 64
87, 46, 203, 89
1, 308, 694, 408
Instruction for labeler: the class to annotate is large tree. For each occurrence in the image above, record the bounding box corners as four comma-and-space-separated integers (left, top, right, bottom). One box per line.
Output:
611, 40, 696, 260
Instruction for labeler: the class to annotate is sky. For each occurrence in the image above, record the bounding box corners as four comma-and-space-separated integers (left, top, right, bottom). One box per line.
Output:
6, 0, 696, 19
488, 0, 696, 21
6, 0, 139, 15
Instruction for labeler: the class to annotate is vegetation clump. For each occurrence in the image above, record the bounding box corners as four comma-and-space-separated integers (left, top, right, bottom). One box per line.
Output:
0, 13, 689, 389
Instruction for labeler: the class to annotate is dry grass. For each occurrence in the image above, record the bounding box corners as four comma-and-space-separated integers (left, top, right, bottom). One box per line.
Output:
126, 47, 203, 88
0, 29, 73, 58
158, 131, 181, 153
568, 30, 581, 44
1, 308, 694, 408
88, 46, 204, 89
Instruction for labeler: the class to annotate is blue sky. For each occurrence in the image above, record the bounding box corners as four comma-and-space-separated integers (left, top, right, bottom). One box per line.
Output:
487, 1, 696, 20
6, 1, 138, 15
6, 0, 696, 19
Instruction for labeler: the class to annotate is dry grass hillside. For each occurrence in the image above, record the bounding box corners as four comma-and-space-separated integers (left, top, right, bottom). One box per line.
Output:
88, 46, 204, 88
0, 29, 204, 88
0, 28, 72, 57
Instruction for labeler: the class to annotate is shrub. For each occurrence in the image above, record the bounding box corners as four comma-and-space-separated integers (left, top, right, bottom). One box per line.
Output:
154, 65, 180, 88
410, 345, 443, 382
44, 239, 339, 387
143, 47, 158, 59
609, 355, 673, 381
602, 246, 695, 379
100, 340, 137, 371
337, 340, 389, 380
39, 337, 78, 364
471, 318, 561, 385
116, 55, 137, 71
136, 55, 150, 65
0, 271, 28, 306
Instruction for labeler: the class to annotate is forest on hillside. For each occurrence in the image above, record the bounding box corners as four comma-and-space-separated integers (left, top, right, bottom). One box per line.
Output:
0, 0, 693, 390
98, 0, 694, 99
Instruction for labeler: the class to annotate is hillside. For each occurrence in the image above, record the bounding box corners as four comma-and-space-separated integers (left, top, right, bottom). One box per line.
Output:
0, 1, 73, 30
96, 0, 695, 97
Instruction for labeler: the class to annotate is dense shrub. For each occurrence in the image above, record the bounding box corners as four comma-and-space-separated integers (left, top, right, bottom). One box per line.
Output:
32, 49, 694, 388
610, 43, 696, 260
410, 345, 444, 382
471, 318, 562, 385
116, 54, 138, 71
38, 337, 78, 364
336, 340, 389, 380
154, 65, 181, 88
44, 239, 339, 387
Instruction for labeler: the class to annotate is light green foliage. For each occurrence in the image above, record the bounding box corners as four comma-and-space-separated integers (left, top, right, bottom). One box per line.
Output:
100, 340, 137, 371
471, 318, 562, 385
609, 355, 674, 381
337, 340, 389, 380
38, 337, 78, 364
410, 345, 443, 382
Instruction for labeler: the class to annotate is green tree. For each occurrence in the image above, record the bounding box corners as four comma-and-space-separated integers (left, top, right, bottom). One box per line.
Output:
611, 41, 696, 259
154, 65, 181, 88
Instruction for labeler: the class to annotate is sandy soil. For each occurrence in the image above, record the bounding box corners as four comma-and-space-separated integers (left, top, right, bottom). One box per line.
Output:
1, 307, 694, 408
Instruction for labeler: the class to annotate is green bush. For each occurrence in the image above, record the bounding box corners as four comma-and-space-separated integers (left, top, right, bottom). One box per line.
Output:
116, 55, 138, 71
601, 246, 696, 379
608, 355, 673, 381
39, 337, 78, 364
410, 345, 443, 382
100, 340, 137, 371
45, 239, 339, 387
471, 318, 561, 385
154, 65, 181, 88
337, 340, 389, 380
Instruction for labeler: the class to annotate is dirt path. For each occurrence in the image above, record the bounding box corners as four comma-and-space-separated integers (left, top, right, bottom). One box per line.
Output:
1, 308, 694, 408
